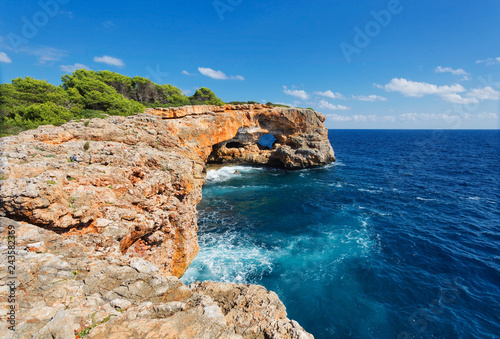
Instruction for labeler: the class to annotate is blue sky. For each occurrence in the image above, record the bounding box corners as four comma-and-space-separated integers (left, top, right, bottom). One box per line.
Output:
1, 0, 499, 129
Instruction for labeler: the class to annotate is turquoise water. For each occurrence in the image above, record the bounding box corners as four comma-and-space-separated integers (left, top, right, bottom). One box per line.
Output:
182, 130, 500, 338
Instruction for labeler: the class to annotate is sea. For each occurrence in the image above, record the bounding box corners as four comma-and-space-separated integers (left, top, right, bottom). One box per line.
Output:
181, 130, 500, 339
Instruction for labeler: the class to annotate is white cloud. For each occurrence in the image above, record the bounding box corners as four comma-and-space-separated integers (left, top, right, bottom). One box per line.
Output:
198, 67, 244, 80
383, 78, 466, 97
352, 94, 387, 102
401, 112, 498, 122
182, 70, 194, 76
439, 93, 479, 104
476, 57, 500, 65
93, 55, 124, 67
314, 90, 345, 99
466, 112, 498, 120
325, 114, 395, 122
19, 46, 67, 64
60, 11, 73, 18
318, 100, 350, 111
467, 86, 500, 100
283, 86, 310, 100
0, 52, 12, 63
435, 66, 468, 76
199, 67, 226, 79
326, 112, 497, 124
60, 63, 89, 72
325, 114, 353, 122
440, 86, 500, 104
102, 21, 115, 29
383, 77, 500, 105
401, 113, 462, 122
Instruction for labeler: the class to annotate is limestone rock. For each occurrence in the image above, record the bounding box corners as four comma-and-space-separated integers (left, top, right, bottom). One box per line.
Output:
191, 281, 314, 339
0, 115, 205, 277
0, 104, 330, 338
147, 104, 335, 169
0, 104, 333, 278
0, 220, 314, 338
36, 310, 76, 339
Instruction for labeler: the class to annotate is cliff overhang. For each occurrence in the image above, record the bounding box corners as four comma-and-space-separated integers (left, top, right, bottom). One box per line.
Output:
146, 104, 335, 169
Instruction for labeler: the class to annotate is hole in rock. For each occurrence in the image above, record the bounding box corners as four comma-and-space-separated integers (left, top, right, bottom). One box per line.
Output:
257, 134, 277, 150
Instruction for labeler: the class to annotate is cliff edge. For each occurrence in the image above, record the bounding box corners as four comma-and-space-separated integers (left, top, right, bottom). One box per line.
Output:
0, 104, 334, 338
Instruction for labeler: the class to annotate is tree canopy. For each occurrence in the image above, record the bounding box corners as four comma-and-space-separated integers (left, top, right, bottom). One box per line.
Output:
0, 69, 228, 136
0, 77, 86, 135
189, 87, 225, 106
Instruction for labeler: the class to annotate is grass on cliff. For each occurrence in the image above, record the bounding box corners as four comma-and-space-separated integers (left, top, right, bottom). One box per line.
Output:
77, 312, 115, 338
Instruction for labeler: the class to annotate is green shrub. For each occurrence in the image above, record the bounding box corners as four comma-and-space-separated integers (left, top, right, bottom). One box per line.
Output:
189, 87, 225, 106
266, 102, 291, 108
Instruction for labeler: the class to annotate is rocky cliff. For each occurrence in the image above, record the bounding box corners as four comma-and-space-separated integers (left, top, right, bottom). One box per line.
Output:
147, 104, 334, 168
0, 104, 334, 338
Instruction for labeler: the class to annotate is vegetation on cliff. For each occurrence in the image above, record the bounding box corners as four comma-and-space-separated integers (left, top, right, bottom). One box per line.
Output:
0, 69, 226, 136
0, 69, 295, 137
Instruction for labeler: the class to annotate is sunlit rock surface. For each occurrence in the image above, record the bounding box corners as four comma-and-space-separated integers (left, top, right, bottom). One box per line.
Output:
0, 104, 333, 338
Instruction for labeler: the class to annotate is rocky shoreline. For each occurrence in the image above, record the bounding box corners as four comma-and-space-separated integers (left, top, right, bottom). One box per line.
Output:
0, 104, 334, 338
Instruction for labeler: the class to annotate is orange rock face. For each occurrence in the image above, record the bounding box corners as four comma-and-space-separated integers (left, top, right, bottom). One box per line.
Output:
0, 104, 334, 277
148, 104, 335, 168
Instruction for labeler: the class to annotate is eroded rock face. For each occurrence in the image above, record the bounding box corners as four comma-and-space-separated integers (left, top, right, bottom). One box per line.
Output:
0, 104, 332, 337
0, 105, 334, 278
191, 282, 313, 338
0, 219, 312, 339
0, 115, 204, 277
147, 104, 335, 168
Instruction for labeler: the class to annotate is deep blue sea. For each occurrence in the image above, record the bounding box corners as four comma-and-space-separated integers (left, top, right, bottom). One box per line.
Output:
182, 130, 500, 339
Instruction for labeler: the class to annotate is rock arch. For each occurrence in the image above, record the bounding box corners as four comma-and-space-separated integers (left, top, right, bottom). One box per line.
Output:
148, 104, 335, 169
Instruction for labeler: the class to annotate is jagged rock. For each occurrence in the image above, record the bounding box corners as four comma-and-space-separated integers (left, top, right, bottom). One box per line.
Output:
191, 281, 314, 339
110, 298, 132, 310
0, 116, 205, 277
130, 258, 160, 275
0, 219, 314, 338
36, 310, 76, 339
